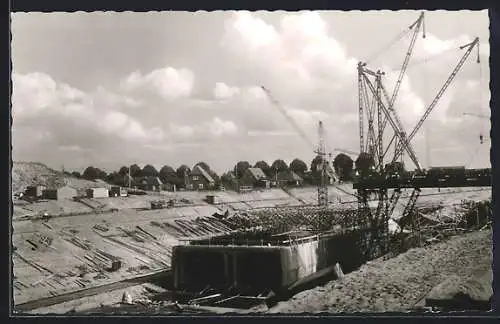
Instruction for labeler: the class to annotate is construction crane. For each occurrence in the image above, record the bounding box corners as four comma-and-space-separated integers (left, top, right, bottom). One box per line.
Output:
260, 85, 337, 207
391, 37, 481, 164
359, 12, 426, 172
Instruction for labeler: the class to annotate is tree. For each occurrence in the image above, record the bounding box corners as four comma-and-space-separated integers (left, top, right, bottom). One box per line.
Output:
355, 153, 375, 174
129, 164, 142, 177
118, 166, 129, 176
159, 165, 177, 183
71, 171, 81, 178
82, 166, 99, 180
176, 165, 191, 179
83, 166, 107, 180
385, 161, 406, 175
271, 159, 289, 175
234, 161, 251, 179
254, 160, 271, 177
289, 158, 308, 176
106, 172, 123, 185
333, 153, 354, 181
310, 155, 324, 176
141, 164, 159, 178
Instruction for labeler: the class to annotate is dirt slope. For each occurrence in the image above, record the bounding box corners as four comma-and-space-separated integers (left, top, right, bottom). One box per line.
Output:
12, 162, 105, 194
270, 229, 492, 313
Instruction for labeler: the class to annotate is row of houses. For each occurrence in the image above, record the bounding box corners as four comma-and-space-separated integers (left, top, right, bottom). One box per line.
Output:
22, 165, 333, 200
121, 164, 214, 192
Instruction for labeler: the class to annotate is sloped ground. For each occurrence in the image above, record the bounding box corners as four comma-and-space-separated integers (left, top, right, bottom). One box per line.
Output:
12, 161, 107, 195
12, 162, 67, 193
269, 228, 492, 313
12, 206, 227, 306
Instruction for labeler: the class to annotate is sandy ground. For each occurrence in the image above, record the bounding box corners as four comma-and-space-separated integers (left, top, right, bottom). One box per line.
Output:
269, 228, 492, 313
24, 283, 166, 314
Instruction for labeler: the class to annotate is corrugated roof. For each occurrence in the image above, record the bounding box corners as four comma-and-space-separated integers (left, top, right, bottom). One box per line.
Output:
192, 165, 215, 183
247, 168, 267, 180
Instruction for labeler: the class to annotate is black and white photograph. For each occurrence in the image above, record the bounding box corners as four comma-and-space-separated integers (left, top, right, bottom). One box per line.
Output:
10, 9, 492, 315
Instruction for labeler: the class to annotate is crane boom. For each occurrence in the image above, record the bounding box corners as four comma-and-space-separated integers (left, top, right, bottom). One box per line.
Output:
383, 12, 425, 131
379, 81, 421, 170
392, 37, 480, 164
362, 73, 422, 170
260, 85, 316, 150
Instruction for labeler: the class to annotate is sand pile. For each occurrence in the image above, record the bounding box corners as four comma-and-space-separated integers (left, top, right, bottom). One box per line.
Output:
425, 269, 492, 310
269, 229, 492, 313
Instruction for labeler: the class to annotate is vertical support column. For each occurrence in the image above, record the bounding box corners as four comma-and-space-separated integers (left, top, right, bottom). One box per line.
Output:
358, 62, 365, 154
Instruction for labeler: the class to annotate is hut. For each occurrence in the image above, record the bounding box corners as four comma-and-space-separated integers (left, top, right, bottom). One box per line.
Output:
86, 187, 109, 198
43, 186, 77, 200
25, 185, 46, 198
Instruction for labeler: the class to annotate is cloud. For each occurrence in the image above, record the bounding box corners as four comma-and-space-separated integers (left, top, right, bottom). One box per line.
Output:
213, 82, 240, 99
222, 11, 358, 101
12, 71, 166, 168
208, 117, 238, 137
120, 66, 195, 100
11, 11, 490, 173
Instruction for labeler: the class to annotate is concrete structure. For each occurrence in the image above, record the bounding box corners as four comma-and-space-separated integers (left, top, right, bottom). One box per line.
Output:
86, 187, 109, 198
42, 186, 77, 200
171, 230, 363, 294
242, 168, 270, 189
109, 186, 127, 197
25, 185, 46, 198
189, 165, 215, 191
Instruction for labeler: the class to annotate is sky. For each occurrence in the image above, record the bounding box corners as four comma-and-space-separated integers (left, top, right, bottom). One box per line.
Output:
11, 10, 491, 174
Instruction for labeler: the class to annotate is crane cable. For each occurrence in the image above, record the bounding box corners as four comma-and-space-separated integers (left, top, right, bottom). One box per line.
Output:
366, 28, 411, 65
466, 46, 484, 168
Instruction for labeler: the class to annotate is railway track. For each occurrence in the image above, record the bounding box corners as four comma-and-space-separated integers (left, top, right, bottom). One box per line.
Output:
14, 269, 170, 312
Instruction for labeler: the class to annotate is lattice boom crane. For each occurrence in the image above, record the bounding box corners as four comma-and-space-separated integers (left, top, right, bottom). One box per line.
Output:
391, 37, 481, 164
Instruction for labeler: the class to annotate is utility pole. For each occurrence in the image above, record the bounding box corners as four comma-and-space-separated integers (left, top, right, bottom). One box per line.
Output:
128, 166, 131, 188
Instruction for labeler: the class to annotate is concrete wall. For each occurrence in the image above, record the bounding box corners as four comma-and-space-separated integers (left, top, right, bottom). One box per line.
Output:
171, 233, 363, 294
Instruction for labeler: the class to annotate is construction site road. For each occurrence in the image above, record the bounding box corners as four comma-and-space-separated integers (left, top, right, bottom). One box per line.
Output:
14, 270, 170, 313
270, 228, 492, 313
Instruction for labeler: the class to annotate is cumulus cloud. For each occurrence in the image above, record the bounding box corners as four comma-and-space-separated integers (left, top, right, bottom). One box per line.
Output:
213, 82, 240, 99
222, 11, 358, 99
208, 117, 238, 137
11, 11, 490, 172
121, 66, 195, 100
12, 71, 166, 168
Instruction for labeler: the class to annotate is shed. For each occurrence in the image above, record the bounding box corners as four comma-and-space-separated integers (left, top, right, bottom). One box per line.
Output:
86, 187, 109, 198
43, 186, 77, 200
25, 185, 46, 198
109, 186, 127, 197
